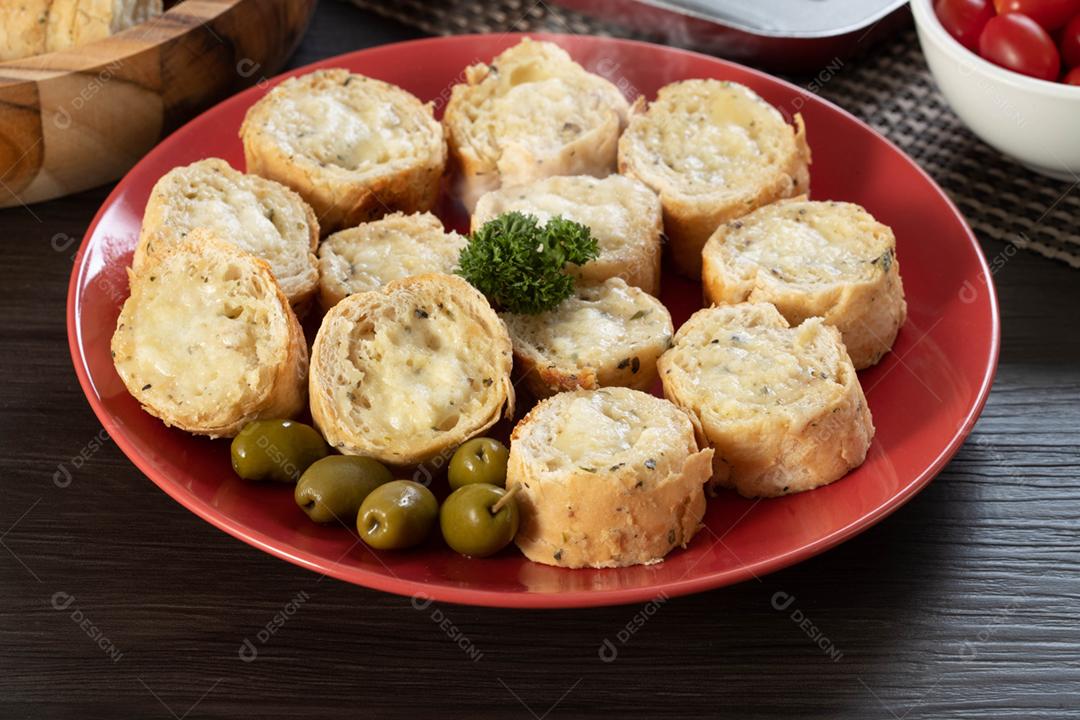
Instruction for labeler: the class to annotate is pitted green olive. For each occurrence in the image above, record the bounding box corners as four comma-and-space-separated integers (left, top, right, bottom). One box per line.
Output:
439, 483, 519, 558
294, 456, 392, 524
357, 480, 438, 550
231, 419, 328, 483
448, 437, 509, 490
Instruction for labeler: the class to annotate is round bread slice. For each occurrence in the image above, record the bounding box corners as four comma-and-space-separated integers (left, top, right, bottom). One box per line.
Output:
444, 38, 630, 211
500, 277, 673, 399
618, 79, 811, 278
309, 273, 514, 466
507, 387, 714, 569
472, 174, 662, 294
111, 228, 308, 438
657, 302, 873, 498
134, 158, 320, 308
317, 211, 466, 310
240, 68, 446, 234
702, 199, 907, 369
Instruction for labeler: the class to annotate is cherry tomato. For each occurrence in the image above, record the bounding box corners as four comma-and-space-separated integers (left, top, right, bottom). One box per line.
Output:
1060, 14, 1080, 67
993, 0, 1080, 31
936, 0, 997, 50
1064, 65, 1080, 82
979, 13, 1063, 79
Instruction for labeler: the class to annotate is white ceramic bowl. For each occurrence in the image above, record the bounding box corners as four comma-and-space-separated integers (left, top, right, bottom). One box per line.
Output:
911, 0, 1080, 180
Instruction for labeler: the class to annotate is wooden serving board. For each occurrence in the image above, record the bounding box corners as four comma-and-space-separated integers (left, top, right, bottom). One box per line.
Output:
0, 0, 316, 209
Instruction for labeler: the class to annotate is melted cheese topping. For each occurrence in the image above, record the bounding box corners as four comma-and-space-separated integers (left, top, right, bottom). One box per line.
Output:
502, 278, 670, 371
551, 393, 639, 463
718, 201, 893, 286
665, 305, 846, 423
333, 296, 499, 441
480, 77, 616, 160
121, 256, 281, 419
255, 72, 436, 175
624, 80, 796, 196
524, 388, 688, 471
473, 175, 658, 264
320, 213, 466, 297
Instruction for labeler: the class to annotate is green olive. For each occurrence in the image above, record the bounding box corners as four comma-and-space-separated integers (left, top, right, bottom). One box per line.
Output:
294, 456, 393, 524
357, 480, 438, 550
231, 419, 329, 483
439, 483, 519, 558
448, 437, 509, 491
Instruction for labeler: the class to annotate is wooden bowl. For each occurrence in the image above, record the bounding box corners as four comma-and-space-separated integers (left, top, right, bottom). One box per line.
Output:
0, 0, 316, 208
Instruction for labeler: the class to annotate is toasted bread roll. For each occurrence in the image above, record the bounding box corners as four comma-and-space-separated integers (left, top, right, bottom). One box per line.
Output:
501, 278, 672, 399
658, 303, 873, 498
0, 0, 52, 61
111, 229, 308, 438
618, 79, 811, 278
45, 0, 162, 53
317, 211, 466, 310
472, 174, 662, 294
507, 387, 714, 568
444, 39, 630, 210
240, 69, 446, 234
309, 273, 514, 466
702, 199, 906, 369
135, 158, 320, 308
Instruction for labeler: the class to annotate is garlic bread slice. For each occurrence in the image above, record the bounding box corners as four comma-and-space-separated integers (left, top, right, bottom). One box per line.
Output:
111, 229, 308, 438
309, 273, 514, 467
317, 211, 466, 310
136, 158, 320, 308
618, 79, 810, 278
658, 302, 873, 498
507, 387, 713, 569
240, 68, 446, 234
444, 39, 630, 210
702, 199, 906, 369
500, 277, 672, 399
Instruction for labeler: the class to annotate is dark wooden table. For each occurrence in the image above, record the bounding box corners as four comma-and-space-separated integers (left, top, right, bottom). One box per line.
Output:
3, 3, 1078, 718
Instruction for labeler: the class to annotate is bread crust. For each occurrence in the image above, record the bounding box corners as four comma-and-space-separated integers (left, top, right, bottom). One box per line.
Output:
240, 69, 446, 235
471, 174, 662, 295
618, 80, 811, 278
444, 38, 630, 210
111, 229, 308, 438
507, 387, 713, 568
317, 211, 466, 311
702, 199, 907, 369
309, 273, 514, 467
501, 278, 673, 399
657, 302, 873, 498
135, 158, 320, 308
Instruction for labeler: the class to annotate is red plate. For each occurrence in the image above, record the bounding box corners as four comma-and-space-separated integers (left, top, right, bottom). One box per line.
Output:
67, 34, 999, 608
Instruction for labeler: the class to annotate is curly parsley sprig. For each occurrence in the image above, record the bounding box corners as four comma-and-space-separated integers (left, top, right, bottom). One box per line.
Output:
456, 211, 598, 314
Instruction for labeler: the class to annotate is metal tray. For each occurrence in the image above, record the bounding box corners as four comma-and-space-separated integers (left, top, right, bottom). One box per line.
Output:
552, 0, 911, 72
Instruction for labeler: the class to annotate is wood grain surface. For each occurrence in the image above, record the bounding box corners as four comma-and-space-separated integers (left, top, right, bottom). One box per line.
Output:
1, 3, 1078, 717
0, 0, 316, 208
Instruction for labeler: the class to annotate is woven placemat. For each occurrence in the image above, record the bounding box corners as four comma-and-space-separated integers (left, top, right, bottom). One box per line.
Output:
349, 0, 1080, 268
